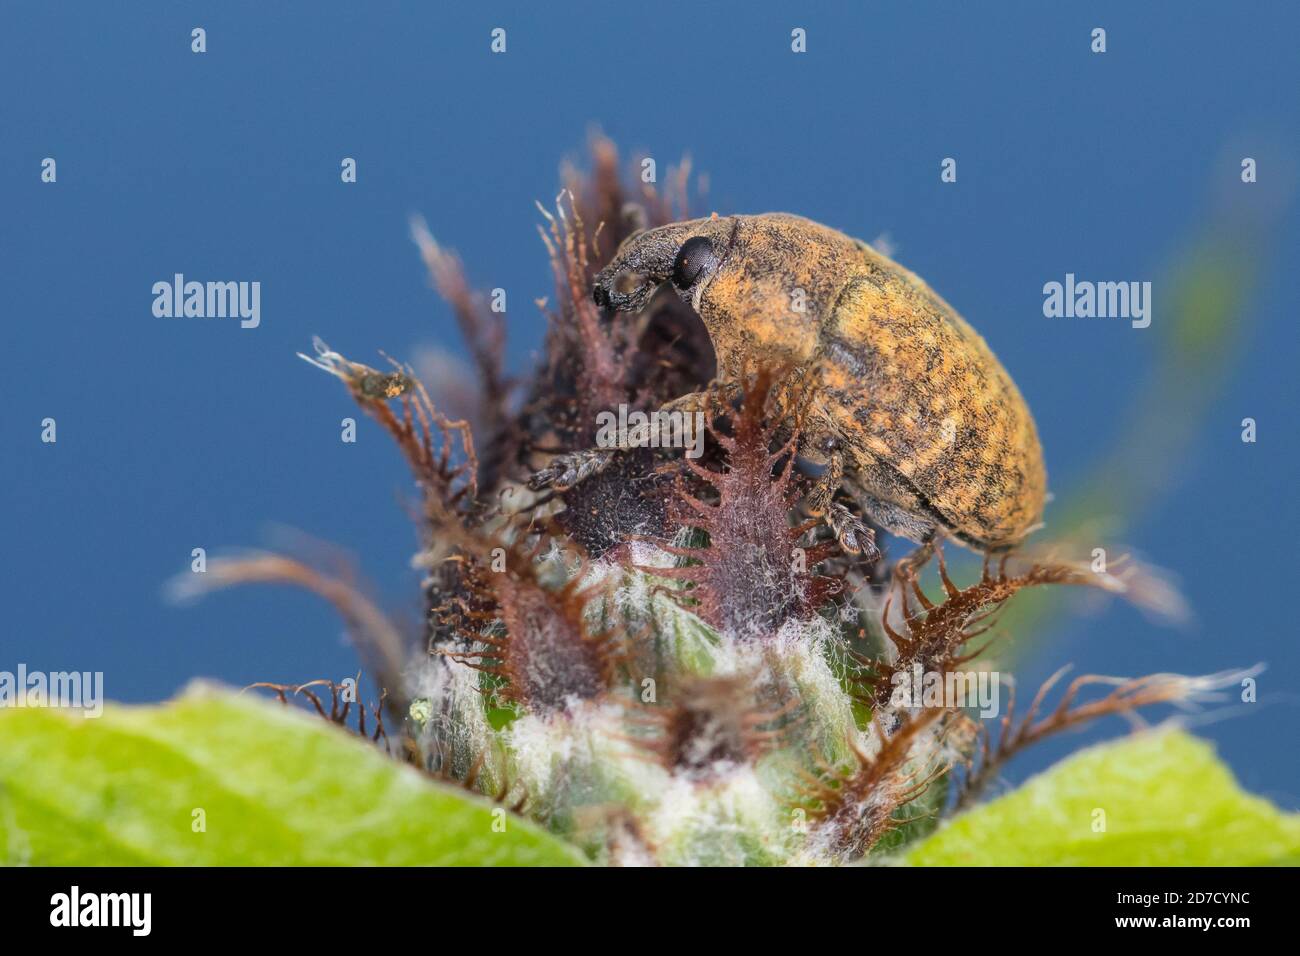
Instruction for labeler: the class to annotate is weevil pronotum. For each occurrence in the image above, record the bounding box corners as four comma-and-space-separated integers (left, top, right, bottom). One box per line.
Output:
530, 213, 1047, 559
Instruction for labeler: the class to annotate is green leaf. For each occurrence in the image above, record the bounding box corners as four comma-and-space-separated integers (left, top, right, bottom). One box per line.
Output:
905, 729, 1300, 866
0, 683, 585, 866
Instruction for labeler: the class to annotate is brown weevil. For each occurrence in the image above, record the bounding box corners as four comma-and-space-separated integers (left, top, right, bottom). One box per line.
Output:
531, 213, 1047, 559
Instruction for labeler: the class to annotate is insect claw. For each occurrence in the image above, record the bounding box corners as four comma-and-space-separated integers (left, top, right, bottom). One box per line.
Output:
527, 448, 617, 492
827, 502, 879, 560
526, 463, 564, 491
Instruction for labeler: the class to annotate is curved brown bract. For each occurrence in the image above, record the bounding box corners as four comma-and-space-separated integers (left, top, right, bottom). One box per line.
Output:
595, 212, 1047, 551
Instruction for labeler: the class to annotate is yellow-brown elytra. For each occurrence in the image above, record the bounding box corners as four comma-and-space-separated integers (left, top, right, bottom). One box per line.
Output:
532, 213, 1047, 558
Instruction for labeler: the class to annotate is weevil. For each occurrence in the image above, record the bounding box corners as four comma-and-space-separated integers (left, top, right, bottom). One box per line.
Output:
530, 213, 1047, 558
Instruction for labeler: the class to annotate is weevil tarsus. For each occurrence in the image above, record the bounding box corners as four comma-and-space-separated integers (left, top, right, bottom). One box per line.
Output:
805, 438, 878, 558
527, 446, 618, 492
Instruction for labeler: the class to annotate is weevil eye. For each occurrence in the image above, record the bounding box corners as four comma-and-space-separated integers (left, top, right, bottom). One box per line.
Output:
671, 236, 719, 290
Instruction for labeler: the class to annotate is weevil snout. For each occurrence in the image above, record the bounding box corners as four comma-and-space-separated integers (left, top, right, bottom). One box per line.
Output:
591, 236, 676, 313
591, 268, 656, 312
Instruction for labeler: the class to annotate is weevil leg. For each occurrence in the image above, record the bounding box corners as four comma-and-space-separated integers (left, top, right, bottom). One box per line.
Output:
526, 446, 619, 492
808, 437, 878, 559
659, 387, 715, 416
527, 387, 723, 492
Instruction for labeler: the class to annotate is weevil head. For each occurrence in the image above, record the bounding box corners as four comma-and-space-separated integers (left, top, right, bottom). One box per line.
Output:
593, 213, 864, 370
592, 215, 738, 314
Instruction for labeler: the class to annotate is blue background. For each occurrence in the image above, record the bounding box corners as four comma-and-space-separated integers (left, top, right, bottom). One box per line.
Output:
3, 2, 1297, 803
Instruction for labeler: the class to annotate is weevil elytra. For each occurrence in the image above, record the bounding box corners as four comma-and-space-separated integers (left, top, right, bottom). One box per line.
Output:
531, 213, 1047, 557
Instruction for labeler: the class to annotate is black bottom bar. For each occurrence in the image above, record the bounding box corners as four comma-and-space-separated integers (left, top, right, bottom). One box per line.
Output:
1, 866, 1290, 940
